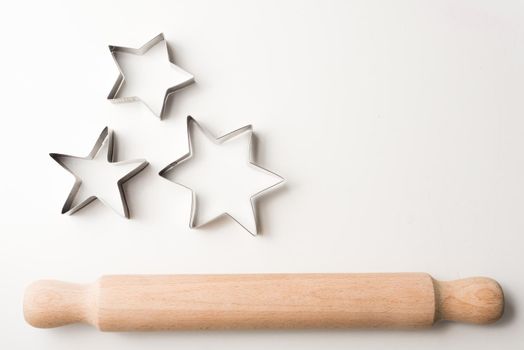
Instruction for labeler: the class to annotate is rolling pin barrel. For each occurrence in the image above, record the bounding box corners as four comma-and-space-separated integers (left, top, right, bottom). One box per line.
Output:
23, 273, 504, 330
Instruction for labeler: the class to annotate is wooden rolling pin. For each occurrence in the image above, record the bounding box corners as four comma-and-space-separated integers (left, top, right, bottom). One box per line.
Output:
24, 273, 504, 330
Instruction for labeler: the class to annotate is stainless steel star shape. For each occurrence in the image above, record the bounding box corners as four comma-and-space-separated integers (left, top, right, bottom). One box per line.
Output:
159, 116, 284, 235
107, 33, 194, 119
50, 127, 148, 218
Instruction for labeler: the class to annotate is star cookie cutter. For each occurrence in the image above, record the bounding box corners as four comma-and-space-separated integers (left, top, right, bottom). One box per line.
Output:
107, 33, 194, 119
159, 116, 285, 235
50, 127, 149, 218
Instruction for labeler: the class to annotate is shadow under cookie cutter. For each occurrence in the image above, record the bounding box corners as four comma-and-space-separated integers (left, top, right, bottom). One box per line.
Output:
107, 33, 194, 119
50, 127, 149, 218
159, 116, 285, 236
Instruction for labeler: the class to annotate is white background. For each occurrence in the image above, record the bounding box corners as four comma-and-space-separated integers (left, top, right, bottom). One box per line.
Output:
0, 0, 522, 348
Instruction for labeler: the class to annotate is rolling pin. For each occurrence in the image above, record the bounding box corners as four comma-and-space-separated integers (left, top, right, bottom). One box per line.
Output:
24, 273, 504, 330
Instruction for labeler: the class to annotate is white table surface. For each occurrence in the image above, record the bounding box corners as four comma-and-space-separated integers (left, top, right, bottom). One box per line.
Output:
0, 0, 522, 348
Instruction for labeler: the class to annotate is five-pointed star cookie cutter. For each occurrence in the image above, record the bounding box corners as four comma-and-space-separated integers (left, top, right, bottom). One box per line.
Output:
50, 127, 149, 218
159, 116, 285, 235
107, 33, 194, 119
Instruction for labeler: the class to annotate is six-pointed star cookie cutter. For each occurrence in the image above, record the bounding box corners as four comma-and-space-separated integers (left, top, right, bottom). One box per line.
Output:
50, 127, 149, 218
159, 116, 285, 235
107, 33, 194, 119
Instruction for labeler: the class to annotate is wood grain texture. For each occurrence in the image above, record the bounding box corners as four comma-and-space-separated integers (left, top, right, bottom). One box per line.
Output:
23, 273, 504, 331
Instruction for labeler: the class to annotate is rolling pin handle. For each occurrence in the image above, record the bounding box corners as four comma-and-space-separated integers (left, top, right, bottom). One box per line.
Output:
23, 280, 97, 329
433, 277, 504, 324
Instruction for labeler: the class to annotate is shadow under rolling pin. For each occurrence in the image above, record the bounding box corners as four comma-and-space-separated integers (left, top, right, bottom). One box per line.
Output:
24, 273, 504, 331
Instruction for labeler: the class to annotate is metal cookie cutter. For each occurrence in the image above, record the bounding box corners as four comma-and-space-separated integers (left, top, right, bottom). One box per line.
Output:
159, 116, 284, 235
50, 127, 148, 218
107, 33, 194, 119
